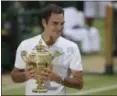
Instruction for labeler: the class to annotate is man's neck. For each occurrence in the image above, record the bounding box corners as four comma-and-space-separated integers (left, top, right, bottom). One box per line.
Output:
41, 32, 54, 46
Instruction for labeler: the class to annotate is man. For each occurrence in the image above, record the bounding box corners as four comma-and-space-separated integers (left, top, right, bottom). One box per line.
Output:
63, 6, 89, 54
63, 5, 100, 54
11, 4, 83, 95
84, 1, 100, 54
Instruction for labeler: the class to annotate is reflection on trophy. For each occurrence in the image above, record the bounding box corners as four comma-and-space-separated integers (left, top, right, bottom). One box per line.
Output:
21, 40, 61, 93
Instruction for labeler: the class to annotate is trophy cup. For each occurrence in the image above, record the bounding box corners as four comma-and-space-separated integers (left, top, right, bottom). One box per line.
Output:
21, 40, 61, 93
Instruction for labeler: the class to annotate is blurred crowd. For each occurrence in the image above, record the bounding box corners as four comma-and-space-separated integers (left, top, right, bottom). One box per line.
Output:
1, 1, 113, 72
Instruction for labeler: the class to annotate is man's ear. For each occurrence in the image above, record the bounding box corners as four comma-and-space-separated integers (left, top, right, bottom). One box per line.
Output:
42, 19, 47, 28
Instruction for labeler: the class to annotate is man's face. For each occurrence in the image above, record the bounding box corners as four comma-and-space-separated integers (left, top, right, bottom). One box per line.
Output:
43, 12, 64, 42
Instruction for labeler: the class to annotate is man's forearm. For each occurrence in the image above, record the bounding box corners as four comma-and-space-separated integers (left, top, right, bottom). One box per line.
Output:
62, 77, 83, 89
11, 69, 27, 83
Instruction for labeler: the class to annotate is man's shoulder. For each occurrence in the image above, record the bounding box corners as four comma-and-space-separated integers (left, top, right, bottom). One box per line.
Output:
19, 35, 41, 47
59, 36, 78, 48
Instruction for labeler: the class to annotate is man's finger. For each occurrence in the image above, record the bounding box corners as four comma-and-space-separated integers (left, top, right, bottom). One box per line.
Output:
48, 64, 53, 69
29, 69, 36, 74
27, 65, 33, 71
44, 68, 51, 73
41, 71, 48, 77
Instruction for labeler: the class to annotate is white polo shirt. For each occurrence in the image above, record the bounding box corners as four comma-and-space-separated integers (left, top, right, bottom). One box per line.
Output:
14, 34, 83, 95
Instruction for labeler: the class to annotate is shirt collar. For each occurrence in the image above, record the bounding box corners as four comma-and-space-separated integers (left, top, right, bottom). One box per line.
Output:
39, 35, 64, 54
40, 35, 47, 47
40, 34, 61, 48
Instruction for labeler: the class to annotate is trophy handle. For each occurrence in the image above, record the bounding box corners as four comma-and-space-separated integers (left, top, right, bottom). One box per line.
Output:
21, 50, 28, 63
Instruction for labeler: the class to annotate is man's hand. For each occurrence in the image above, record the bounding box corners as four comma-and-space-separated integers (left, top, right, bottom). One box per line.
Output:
11, 66, 37, 83
25, 65, 36, 80
40, 68, 60, 83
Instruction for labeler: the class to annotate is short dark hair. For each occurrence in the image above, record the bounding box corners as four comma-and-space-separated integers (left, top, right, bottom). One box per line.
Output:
41, 4, 64, 23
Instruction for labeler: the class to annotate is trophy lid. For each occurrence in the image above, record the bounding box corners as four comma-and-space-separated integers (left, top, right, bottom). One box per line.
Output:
35, 40, 51, 56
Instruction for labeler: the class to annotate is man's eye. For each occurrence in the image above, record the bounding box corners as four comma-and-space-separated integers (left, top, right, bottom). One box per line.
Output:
61, 23, 64, 26
61, 22, 64, 26
53, 22, 58, 25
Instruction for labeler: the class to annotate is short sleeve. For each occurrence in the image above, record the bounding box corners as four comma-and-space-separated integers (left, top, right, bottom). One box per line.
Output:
69, 44, 83, 71
14, 42, 26, 69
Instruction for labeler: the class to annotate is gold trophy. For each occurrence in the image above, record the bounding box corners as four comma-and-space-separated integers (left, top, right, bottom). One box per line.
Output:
21, 40, 61, 93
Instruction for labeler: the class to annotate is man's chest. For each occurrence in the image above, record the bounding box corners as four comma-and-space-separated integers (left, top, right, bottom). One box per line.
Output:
51, 47, 73, 78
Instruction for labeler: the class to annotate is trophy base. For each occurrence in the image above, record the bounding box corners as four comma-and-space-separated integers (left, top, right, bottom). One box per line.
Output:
32, 88, 48, 93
